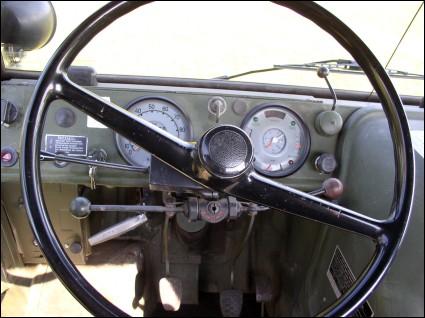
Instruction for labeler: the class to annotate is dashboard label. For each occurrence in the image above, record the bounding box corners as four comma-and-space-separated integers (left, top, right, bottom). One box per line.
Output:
86, 96, 110, 128
45, 135, 88, 156
327, 246, 374, 317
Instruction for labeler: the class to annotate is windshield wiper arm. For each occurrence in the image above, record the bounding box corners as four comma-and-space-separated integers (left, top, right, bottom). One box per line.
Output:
215, 59, 424, 80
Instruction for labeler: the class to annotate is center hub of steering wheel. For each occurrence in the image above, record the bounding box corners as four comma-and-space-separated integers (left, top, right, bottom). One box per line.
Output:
198, 125, 254, 179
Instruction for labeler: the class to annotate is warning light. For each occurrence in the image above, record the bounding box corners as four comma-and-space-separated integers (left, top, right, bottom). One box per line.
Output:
1, 146, 18, 167
2, 152, 12, 162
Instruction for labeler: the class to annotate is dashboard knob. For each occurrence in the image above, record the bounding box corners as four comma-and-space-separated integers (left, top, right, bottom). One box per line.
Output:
317, 66, 330, 78
315, 153, 338, 174
208, 96, 227, 123
309, 177, 343, 199
69, 242, 82, 254
69, 197, 91, 219
198, 125, 253, 179
55, 107, 76, 127
322, 178, 344, 199
1, 99, 19, 126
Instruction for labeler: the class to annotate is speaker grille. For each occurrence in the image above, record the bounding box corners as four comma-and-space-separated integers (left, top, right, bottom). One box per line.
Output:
209, 130, 248, 169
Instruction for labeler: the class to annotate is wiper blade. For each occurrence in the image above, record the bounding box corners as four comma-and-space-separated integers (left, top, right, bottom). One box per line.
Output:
385, 68, 424, 79
276, 59, 362, 71
298, 59, 424, 79
215, 59, 424, 80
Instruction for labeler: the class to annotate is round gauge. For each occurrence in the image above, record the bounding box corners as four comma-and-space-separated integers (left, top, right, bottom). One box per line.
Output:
241, 103, 310, 177
115, 96, 193, 170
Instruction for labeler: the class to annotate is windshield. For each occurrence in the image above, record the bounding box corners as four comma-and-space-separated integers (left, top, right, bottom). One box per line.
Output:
2, 1, 424, 96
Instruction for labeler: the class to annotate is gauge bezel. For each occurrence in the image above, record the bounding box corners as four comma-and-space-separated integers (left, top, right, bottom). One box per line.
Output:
114, 95, 193, 170
240, 102, 311, 177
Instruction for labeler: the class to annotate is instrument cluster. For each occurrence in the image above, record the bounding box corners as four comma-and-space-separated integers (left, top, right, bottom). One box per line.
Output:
114, 96, 310, 178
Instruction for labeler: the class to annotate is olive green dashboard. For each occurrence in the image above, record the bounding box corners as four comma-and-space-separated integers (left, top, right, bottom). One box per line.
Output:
2, 79, 357, 191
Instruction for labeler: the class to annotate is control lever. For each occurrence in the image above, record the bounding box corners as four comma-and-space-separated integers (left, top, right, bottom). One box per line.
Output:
69, 197, 269, 221
69, 197, 183, 245
309, 178, 344, 200
315, 66, 343, 136
317, 66, 337, 111
69, 197, 184, 219
40, 150, 147, 173
88, 214, 148, 246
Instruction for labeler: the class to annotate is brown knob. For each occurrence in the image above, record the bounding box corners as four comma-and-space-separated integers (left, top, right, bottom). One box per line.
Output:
323, 178, 344, 199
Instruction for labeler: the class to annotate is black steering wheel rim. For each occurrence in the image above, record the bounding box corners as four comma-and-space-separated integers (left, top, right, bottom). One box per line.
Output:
20, 1, 415, 316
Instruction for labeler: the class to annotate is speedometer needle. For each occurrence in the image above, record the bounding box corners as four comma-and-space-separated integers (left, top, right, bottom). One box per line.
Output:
266, 134, 285, 148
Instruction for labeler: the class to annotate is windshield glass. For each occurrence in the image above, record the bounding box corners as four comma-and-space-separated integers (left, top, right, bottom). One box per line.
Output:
2, 1, 424, 96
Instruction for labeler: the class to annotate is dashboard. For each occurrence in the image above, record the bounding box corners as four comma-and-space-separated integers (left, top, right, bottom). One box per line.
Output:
1, 79, 359, 192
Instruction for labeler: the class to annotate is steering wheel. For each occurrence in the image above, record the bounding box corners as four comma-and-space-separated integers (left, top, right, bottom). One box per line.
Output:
20, 1, 415, 316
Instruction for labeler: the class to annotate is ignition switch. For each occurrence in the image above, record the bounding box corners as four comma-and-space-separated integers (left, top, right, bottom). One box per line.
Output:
185, 197, 242, 223
201, 200, 227, 223
208, 96, 227, 123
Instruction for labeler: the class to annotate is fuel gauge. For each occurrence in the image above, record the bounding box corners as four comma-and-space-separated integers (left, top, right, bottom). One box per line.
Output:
241, 103, 310, 177
263, 128, 287, 154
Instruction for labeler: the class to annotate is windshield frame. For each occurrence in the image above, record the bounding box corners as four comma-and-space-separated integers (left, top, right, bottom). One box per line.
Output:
1, 1, 423, 105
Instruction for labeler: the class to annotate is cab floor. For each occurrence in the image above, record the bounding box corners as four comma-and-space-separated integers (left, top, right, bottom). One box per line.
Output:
1, 240, 262, 317
1, 240, 144, 317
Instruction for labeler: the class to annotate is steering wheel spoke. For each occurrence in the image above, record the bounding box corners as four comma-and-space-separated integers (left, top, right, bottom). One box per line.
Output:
224, 172, 384, 239
57, 75, 196, 175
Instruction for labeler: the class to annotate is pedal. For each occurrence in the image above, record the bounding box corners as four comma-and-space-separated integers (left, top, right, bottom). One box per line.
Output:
220, 289, 243, 317
159, 277, 182, 311
255, 276, 272, 303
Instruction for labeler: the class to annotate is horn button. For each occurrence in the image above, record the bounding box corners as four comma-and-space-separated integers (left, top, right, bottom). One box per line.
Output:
198, 125, 254, 179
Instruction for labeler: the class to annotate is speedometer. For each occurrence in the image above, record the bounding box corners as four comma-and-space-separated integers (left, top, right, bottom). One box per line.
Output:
241, 103, 310, 177
115, 96, 193, 170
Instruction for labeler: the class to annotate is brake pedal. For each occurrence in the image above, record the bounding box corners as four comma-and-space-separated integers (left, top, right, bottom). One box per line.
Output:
220, 214, 256, 317
159, 277, 182, 311
220, 289, 243, 317
254, 276, 272, 303
255, 276, 272, 317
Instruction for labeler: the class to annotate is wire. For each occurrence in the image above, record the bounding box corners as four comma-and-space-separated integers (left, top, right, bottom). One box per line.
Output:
368, 1, 424, 101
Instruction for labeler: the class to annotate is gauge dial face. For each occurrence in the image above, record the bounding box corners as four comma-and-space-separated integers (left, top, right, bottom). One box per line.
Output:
115, 96, 192, 170
241, 104, 310, 177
